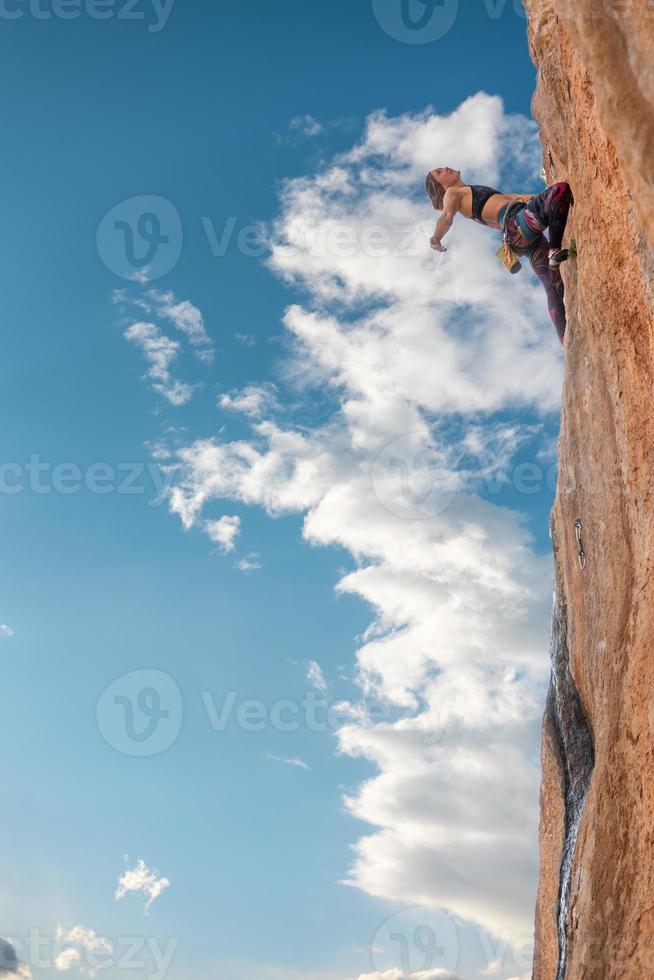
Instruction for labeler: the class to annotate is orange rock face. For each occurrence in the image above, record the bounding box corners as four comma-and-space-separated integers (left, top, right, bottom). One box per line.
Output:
524, 2, 654, 978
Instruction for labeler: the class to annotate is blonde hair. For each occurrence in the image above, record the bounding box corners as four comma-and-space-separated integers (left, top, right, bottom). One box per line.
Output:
425, 171, 445, 211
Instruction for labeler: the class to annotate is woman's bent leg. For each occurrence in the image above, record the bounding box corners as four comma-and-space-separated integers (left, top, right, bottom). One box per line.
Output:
522, 181, 573, 248
529, 240, 566, 343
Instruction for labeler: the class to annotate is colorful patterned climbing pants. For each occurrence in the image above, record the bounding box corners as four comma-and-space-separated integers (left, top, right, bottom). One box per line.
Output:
505, 181, 574, 344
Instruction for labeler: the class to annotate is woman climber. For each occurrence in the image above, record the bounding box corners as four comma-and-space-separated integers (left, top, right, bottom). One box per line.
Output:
424, 167, 573, 344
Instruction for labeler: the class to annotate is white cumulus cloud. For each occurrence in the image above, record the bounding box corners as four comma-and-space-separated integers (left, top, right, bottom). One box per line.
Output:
53, 948, 81, 973
219, 383, 280, 418
204, 515, 241, 554
53, 925, 112, 973
162, 94, 560, 947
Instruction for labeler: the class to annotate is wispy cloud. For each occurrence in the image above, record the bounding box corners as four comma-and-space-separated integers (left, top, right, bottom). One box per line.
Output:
290, 114, 323, 137
267, 754, 310, 771
235, 333, 256, 347
115, 859, 170, 914
274, 114, 323, 145
236, 554, 262, 573
306, 660, 328, 693
116, 288, 214, 404
129, 267, 151, 285
0, 625, 14, 638
276, 113, 357, 146
124, 322, 195, 406
149, 289, 215, 364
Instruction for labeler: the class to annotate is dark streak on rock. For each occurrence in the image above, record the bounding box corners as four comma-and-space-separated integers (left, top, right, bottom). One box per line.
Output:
547, 591, 595, 980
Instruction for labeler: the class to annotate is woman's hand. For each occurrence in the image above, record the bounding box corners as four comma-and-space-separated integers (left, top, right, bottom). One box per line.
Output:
430, 235, 447, 252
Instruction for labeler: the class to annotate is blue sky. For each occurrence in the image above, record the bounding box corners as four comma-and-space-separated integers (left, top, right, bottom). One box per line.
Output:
1, 3, 562, 979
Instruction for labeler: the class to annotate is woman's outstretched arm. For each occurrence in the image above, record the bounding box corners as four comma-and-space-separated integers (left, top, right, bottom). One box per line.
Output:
430, 188, 459, 252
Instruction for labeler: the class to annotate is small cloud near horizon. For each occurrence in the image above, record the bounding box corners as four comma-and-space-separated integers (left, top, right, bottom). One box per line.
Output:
236, 554, 262, 573
204, 515, 241, 554
0, 938, 31, 977
53, 926, 112, 973
115, 858, 170, 914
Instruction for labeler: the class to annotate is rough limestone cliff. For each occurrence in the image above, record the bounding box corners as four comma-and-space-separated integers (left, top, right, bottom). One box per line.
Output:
523, 2, 654, 978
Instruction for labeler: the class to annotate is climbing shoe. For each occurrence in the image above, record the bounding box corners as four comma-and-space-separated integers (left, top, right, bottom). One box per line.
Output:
548, 248, 569, 269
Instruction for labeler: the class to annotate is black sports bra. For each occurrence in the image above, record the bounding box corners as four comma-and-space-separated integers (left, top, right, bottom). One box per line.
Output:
467, 184, 502, 225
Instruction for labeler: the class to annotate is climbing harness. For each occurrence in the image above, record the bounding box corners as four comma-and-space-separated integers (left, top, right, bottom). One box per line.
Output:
574, 519, 587, 570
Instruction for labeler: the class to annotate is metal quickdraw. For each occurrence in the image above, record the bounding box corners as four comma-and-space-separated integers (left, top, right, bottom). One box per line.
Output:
574, 519, 587, 570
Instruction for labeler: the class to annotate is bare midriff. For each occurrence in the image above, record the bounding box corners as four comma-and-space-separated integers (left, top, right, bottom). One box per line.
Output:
456, 188, 529, 229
